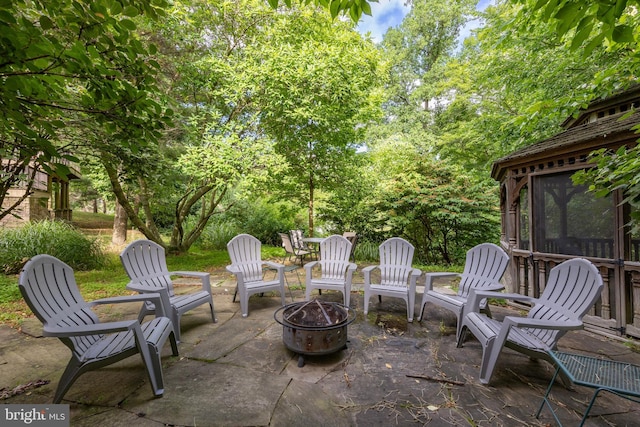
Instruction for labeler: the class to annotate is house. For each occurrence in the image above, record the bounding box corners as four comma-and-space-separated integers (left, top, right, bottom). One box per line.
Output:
491, 85, 640, 338
0, 160, 81, 228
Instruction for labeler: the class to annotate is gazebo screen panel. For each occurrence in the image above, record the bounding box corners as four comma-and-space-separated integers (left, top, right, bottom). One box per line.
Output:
533, 171, 614, 258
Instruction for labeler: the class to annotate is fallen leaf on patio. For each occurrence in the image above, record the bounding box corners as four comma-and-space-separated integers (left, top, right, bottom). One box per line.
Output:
427, 405, 439, 411
385, 363, 392, 369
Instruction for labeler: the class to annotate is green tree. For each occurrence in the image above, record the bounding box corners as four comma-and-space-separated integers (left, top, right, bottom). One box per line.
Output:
249, 8, 384, 235
93, 0, 286, 252
368, 138, 499, 264
0, 0, 170, 221
518, 0, 640, 225
379, 0, 476, 137
432, 1, 633, 171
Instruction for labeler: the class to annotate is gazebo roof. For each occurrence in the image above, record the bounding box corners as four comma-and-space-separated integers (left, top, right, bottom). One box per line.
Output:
492, 99, 640, 181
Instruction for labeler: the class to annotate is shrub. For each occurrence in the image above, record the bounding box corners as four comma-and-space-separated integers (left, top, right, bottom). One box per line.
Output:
0, 220, 104, 274
354, 240, 379, 262
198, 220, 241, 250
199, 198, 298, 248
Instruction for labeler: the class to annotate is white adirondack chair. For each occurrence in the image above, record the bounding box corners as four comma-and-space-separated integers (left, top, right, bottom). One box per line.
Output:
418, 243, 509, 342
459, 257, 604, 385
120, 240, 216, 342
304, 235, 357, 306
226, 234, 286, 317
19, 254, 178, 403
363, 237, 422, 322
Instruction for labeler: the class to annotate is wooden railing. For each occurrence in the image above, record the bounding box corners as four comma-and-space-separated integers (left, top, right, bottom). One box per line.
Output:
507, 246, 640, 338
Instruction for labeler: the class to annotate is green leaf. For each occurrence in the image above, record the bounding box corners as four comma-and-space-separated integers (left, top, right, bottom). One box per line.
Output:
110, 1, 122, 15
39, 15, 53, 30
122, 6, 139, 17
330, 0, 340, 18
613, 0, 629, 18
350, 4, 361, 22
612, 24, 634, 42
554, 2, 579, 21
120, 18, 137, 31
267, 0, 279, 7
570, 18, 594, 50
361, 0, 372, 16
542, 0, 560, 21
582, 32, 605, 56
533, 0, 550, 12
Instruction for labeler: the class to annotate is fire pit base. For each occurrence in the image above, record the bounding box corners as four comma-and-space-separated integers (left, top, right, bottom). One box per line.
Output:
274, 300, 356, 368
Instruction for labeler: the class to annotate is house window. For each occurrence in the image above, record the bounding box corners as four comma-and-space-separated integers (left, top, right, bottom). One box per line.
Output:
532, 171, 614, 257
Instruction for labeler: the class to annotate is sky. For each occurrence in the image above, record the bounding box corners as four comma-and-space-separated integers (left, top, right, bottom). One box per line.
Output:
356, 0, 494, 45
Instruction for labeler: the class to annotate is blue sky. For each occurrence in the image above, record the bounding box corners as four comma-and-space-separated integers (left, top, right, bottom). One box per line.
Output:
356, 0, 410, 43
356, 0, 494, 44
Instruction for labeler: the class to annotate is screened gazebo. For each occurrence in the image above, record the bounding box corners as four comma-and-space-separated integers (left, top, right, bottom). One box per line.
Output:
492, 86, 640, 338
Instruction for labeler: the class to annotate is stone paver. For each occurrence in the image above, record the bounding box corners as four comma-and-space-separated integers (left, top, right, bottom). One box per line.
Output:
2, 270, 640, 426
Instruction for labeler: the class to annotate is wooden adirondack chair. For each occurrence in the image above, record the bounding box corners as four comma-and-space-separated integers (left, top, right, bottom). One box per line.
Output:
363, 237, 422, 322
417, 243, 509, 342
120, 240, 216, 343
19, 254, 179, 403
226, 234, 286, 317
459, 257, 604, 385
304, 235, 357, 306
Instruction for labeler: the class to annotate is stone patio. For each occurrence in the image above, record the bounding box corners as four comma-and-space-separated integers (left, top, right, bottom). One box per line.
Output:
2, 268, 640, 426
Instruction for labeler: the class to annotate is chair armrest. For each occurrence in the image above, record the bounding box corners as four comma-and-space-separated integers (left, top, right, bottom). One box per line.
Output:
226, 265, 240, 274
170, 270, 212, 292
503, 316, 583, 331
465, 290, 535, 318
362, 265, 378, 284
263, 261, 284, 271
348, 263, 357, 271
304, 261, 319, 274
91, 292, 170, 318
424, 272, 460, 292
169, 271, 208, 279
410, 268, 422, 277
44, 320, 138, 337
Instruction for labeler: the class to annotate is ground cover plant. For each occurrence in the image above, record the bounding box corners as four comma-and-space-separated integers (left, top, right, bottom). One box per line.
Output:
0, 220, 104, 274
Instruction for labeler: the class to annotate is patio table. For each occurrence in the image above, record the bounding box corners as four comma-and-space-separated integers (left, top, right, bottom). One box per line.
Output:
536, 350, 640, 426
302, 237, 324, 244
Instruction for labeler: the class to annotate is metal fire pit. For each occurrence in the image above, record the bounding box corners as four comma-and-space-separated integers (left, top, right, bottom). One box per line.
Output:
274, 299, 356, 367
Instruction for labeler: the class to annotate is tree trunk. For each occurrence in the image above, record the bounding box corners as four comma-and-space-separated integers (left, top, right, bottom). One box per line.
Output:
308, 173, 314, 237
112, 198, 128, 245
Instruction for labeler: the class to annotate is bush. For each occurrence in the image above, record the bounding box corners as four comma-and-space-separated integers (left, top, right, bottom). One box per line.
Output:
199, 199, 298, 248
0, 220, 105, 274
198, 220, 241, 250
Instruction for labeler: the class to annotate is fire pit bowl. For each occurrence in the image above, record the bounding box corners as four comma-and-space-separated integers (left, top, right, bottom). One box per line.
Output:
274, 299, 356, 367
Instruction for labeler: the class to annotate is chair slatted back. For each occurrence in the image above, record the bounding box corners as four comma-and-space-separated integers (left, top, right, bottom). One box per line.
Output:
319, 235, 352, 280
19, 255, 101, 356
525, 258, 604, 347
227, 234, 264, 283
290, 229, 305, 250
379, 237, 415, 287
279, 232, 296, 255
120, 240, 174, 295
458, 243, 509, 298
